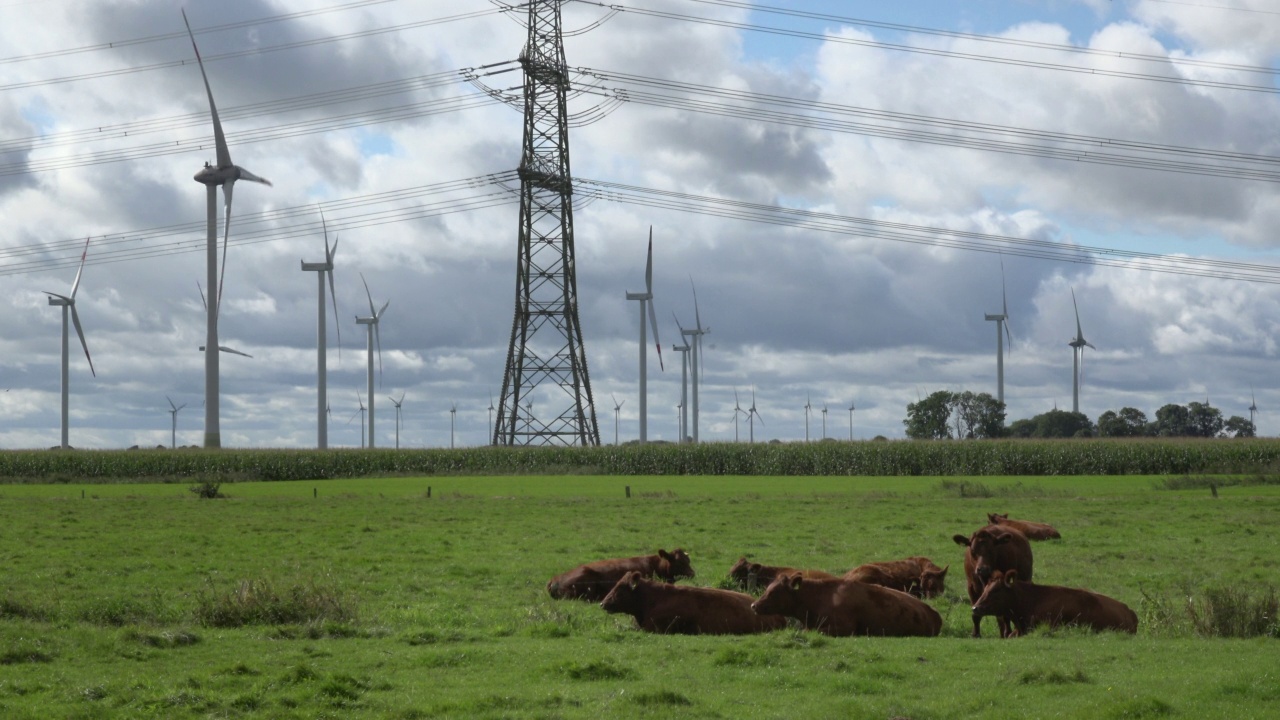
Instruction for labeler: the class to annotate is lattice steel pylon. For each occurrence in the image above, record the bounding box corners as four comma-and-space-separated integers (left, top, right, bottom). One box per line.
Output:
494, 0, 600, 446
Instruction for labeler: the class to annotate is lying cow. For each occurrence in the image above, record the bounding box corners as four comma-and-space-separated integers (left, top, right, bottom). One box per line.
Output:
750, 574, 941, 637
972, 570, 1138, 635
546, 548, 694, 601
954, 525, 1033, 637
987, 512, 1062, 541
844, 556, 948, 599
601, 571, 788, 635
728, 557, 838, 592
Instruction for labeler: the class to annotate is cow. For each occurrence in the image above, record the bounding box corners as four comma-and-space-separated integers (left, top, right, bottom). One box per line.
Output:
750, 574, 942, 637
953, 525, 1033, 637
728, 557, 838, 593
600, 571, 788, 635
546, 548, 694, 601
987, 512, 1062, 541
972, 570, 1138, 636
843, 556, 949, 599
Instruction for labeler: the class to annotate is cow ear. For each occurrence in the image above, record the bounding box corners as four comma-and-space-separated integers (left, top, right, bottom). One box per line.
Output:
658, 549, 672, 560
1005, 570, 1017, 586
790, 575, 802, 590
941, 565, 950, 576
952, 534, 969, 546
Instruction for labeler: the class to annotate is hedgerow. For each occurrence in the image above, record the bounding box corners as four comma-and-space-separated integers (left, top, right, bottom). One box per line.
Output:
3, 438, 1280, 482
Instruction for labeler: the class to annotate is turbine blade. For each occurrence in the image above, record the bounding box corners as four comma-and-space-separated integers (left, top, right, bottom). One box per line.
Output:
375, 324, 383, 387
327, 267, 341, 358
237, 167, 272, 187
377, 300, 390, 320
360, 272, 376, 316
647, 300, 663, 371
70, 236, 90, 299
690, 277, 702, 330
216, 178, 236, 317
1071, 287, 1084, 340
196, 281, 206, 311
70, 306, 95, 377
1000, 259, 1008, 317
181, 10, 231, 169
644, 227, 653, 292
167, 395, 176, 411
218, 345, 252, 358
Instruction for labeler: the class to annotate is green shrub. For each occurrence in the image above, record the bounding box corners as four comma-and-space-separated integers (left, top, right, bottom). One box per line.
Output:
1187, 585, 1279, 638
193, 575, 357, 628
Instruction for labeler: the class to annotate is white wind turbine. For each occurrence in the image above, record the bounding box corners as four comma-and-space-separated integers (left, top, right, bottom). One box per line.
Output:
348, 390, 366, 448
671, 317, 690, 443
821, 403, 828, 440
747, 387, 763, 444
195, 282, 253, 358
732, 388, 747, 443
182, 10, 273, 449
1249, 388, 1259, 433
44, 237, 95, 450
625, 228, 663, 443
984, 261, 1013, 405
1068, 288, 1095, 414
848, 401, 856, 441
680, 280, 709, 443
611, 394, 624, 445
388, 392, 405, 450
355, 273, 389, 448
301, 210, 341, 449
804, 394, 812, 442
449, 402, 457, 449
487, 391, 495, 445
166, 395, 187, 449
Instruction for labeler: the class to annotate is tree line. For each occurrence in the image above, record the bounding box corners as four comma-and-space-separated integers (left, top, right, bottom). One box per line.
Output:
903, 391, 1256, 440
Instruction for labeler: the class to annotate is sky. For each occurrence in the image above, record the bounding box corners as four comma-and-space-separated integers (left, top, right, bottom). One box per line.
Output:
1, 0, 1279, 449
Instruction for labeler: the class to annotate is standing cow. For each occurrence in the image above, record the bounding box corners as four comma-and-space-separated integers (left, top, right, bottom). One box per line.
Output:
987, 512, 1062, 541
547, 548, 694, 601
728, 557, 838, 592
750, 574, 942, 637
953, 525, 1033, 637
972, 570, 1138, 635
601, 571, 788, 635
844, 556, 949, 599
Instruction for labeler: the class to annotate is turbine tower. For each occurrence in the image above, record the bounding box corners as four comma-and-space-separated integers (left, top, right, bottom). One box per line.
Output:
494, 0, 598, 446
610, 394, 624, 445
804, 394, 812, 442
348, 391, 366, 448
388, 392, 404, 450
301, 210, 341, 449
355, 273, 388, 448
625, 228, 663, 443
984, 261, 1012, 404
680, 280, 709, 443
1250, 389, 1258, 430
848, 401, 855, 441
748, 387, 763, 444
166, 395, 187, 449
1068, 288, 1095, 414
671, 317, 690, 443
821, 404, 828, 440
450, 403, 457, 449
182, 10, 273, 449
732, 388, 746, 443
44, 237, 95, 450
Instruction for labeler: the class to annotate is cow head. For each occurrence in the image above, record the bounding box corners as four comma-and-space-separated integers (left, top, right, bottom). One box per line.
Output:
987, 512, 1009, 525
972, 569, 1018, 616
657, 548, 695, 582
600, 571, 646, 615
956, 527, 1018, 584
728, 557, 752, 585
919, 564, 949, 599
751, 573, 802, 617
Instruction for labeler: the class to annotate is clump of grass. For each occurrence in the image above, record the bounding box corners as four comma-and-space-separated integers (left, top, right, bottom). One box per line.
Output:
120, 628, 201, 649
1187, 585, 1279, 638
558, 659, 635, 681
1137, 585, 1186, 637
629, 690, 692, 707
193, 575, 358, 628
189, 479, 224, 499
0, 642, 55, 665
936, 480, 1054, 498
0, 593, 54, 622
1018, 668, 1091, 685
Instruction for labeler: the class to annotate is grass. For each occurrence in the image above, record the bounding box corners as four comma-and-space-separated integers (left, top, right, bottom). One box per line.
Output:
0, 474, 1276, 718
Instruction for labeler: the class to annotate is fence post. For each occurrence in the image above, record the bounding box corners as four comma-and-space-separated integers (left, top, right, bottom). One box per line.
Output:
625, 485, 631, 499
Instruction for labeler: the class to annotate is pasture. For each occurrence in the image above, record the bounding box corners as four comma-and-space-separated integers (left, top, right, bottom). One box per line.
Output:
0, 474, 1277, 718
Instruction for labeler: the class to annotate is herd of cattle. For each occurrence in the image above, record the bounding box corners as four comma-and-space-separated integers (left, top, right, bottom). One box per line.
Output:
545, 512, 1138, 637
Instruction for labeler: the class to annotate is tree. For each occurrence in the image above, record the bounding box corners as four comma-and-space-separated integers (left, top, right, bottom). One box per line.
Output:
1223, 415, 1256, 438
1186, 401, 1224, 438
1154, 403, 1191, 437
1034, 409, 1093, 438
1007, 418, 1036, 438
1097, 407, 1148, 437
904, 391, 954, 440
949, 391, 1006, 439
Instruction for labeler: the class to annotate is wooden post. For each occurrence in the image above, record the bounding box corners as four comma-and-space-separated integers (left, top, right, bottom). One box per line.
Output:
314, 487, 317, 499
428, 486, 432, 498
625, 485, 631, 498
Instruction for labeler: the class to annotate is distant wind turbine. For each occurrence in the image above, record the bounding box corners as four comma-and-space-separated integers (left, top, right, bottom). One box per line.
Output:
166, 395, 187, 449
984, 260, 1013, 404
355, 273, 389, 448
44, 236, 95, 450
1068, 288, 1095, 414
671, 318, 690, 443
487, 391, 495, 445
348, 390, 366, 448
804, 394, 812, 443
848, 401, 856, 441
821, 404, 828, 440
449, 402, 457, 449
301, 209, 341, 449
748, 387, 763, 444
732, 388, 747, 443
611, 394, 624, 446
625, 228, 663, 443
182, 10, 272, 448
680, 279, 709, 443
388, 392, 405, 450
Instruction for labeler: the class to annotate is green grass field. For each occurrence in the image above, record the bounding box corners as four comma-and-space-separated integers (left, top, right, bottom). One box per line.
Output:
1, 475, 1277, 718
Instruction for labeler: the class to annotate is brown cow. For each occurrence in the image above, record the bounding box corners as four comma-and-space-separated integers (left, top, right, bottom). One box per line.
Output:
953, 525, 1033, 637
987, 512, 1062, 541
546, 548, 694, 601
601, 571, 788, 635
728, 557, 838, 592
973, 570, 1138, 635
844, 556, 949, 599
750, 574, 942, 637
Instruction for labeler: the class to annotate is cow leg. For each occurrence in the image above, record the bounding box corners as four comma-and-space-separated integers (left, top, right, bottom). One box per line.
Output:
971, 611, 983, 638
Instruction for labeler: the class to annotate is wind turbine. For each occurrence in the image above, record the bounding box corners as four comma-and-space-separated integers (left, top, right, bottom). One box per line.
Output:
804, 394, 812, 442
388, 392, 404, 450
680, 279, 709, 443
44, 236, 95, 450
196, 281, 253, 357
1068, 288, 1095, 414
1249, 388, 1259, 431
848, 401, 856, 441
487, 391, 495, 445
301, 209, 341, 449
625, 228, 663, 444
355, 273, 389, 448
821, 404, 828, 440
182, 10, 273, 448
449, 402, 457, 449
747, 387, 763, 444
671, 320, 690, 443
732, 388, 747, 443
348, 390, 366, 448
984, 260, 1013, 404
610, 394, 624, 445
166, 395, 187, 449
